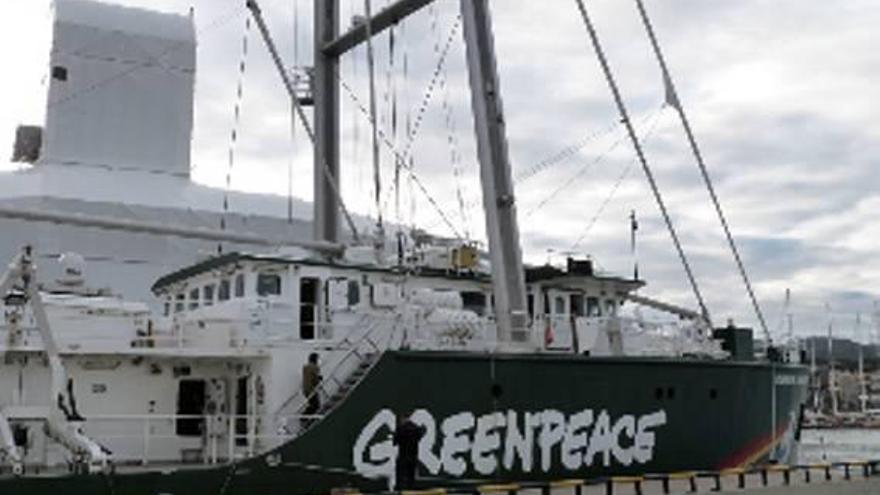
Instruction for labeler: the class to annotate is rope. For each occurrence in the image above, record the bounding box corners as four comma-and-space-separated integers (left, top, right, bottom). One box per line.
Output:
523, 106, 662, 219
402, 16, 463, 159
287, 0, 302, 224
247, 0, 360, 243
514, 119, 620, 184
428, 6, 470, 239
219, 15, 251, 253
335, 73, 464, 241
572, 0, 712, 325
363, 0, 384, 242
570, 105, 668, 251
634, 0, 769, 342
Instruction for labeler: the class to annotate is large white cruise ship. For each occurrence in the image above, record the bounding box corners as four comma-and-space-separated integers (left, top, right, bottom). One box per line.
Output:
1, 0, 319, 309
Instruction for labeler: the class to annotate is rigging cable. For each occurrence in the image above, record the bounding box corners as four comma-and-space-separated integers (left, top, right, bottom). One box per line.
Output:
377, 13, 464, 217
523, 105, 663, 219
633, 0, 770, 342
430, 5, 471, 240
570, 104, 668, 251
363, 0, 385, 243
287, 0, 301, 224
333, 19, 465, 243
219, 15, 252, 253
247, 0, 360, 243
336, 74, 463, 240
572, 0, 712, 325
514, 119, 621, 184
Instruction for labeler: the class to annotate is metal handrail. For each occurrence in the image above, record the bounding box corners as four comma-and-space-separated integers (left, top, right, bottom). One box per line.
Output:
273, 314, 388, 419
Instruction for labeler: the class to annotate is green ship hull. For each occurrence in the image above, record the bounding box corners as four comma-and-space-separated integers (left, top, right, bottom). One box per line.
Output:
0, 351, 809, 494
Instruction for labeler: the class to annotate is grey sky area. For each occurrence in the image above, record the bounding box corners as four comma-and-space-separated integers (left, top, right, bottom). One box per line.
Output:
1, 0, 878, 339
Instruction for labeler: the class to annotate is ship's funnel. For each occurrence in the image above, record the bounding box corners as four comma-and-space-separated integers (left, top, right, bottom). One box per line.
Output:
41, 0, 195, 177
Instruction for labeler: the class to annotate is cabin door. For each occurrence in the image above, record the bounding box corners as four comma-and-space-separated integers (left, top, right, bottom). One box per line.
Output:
234, 376, 249, 447
299, 278, 320, 340
176, 379, 206, 437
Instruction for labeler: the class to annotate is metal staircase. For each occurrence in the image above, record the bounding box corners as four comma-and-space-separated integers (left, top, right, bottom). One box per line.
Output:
275, 316, 395, 436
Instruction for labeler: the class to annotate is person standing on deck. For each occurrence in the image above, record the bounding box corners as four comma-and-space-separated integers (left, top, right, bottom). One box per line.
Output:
394, 410, 426, 490
302, 353, 322, 417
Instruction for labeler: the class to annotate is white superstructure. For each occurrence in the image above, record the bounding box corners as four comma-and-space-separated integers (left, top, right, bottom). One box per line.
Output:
43, 0, 195, 176
1, 0, 323, 309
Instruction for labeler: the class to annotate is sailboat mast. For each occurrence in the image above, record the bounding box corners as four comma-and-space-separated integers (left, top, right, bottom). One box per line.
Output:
313, 0, 341, 244
460, 0, 529, 343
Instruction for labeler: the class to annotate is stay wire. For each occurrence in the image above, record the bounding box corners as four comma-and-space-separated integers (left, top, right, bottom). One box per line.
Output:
333, 22, 464, 242
219, 15, 252, 253
377, 13, 463, 217
337, 71, 463, 240
523, 106, 662, 219
363, 0, 384, 241
431, 6, 471, 240
570, 104, 668, 251
572, 0, 712, 325
634, 0, 769, 341
247, 0, 360, 243
514, 119, 621, 184
287, 0, 301, 224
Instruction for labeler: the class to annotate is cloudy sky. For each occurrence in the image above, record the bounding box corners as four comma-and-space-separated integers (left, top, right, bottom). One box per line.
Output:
1, 0, 878, 340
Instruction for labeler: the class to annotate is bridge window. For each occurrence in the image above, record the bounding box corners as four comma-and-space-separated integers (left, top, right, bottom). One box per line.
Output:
586, 297, 601, 317
347, 280, 360, 306
605, 300, 617, 316
257, 273, 282, 296
174, 293, 185, 313
218, 279, 231, 302
188, 288, 199, 310
234, 274, 245, 298
462, 291, 487, 316
203, 284, 215, 307
554, 296, 565, 315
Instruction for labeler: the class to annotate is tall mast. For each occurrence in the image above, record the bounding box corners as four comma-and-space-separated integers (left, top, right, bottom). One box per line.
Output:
827, 307, 838, 416
460, 0, 529, 343
313, 0, 341, 243
307, 0, 529, 342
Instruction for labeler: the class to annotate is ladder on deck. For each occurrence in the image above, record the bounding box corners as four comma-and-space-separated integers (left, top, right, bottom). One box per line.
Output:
275, 317, 394, 436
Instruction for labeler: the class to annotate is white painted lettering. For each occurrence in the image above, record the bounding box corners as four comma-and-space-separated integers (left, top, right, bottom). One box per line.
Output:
538, 410, 566, 472
562, 410, 592, 470
440, 412, 475, 476
352, 409, 396, 478
633, 410, 666, 464
412, 408, 442, 474
471, 412, 506, 475
585, 410, 612, 467
611, 414, 635, 465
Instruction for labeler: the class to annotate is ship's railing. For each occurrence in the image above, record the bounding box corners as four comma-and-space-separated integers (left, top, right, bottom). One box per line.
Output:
72, 412, 305, 466
0, 314, 381, 353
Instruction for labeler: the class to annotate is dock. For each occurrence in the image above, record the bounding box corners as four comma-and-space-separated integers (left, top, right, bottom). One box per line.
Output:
366, 461, 880, 495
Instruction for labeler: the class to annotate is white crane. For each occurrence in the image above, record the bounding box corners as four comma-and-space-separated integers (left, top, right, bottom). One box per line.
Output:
0, 246, 110, 474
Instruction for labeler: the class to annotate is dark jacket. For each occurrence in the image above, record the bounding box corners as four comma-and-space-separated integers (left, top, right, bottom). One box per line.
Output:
393, 419, 426, 464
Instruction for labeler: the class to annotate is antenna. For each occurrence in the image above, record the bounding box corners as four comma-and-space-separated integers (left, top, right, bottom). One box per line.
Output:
630, 210, 639, 280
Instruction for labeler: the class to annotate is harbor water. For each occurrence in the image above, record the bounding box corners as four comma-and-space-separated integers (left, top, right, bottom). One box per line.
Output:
800, 428, 880, 464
